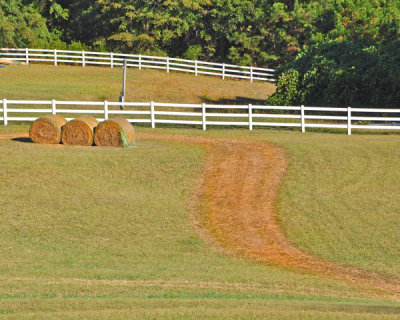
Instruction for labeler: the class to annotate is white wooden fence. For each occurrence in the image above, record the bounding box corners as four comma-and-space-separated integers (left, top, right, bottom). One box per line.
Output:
0, 48, 275, 82
1, 99, 400, 135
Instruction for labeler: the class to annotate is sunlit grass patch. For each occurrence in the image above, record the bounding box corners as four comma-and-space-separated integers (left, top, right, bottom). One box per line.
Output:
1, 126, 400, 318
0, 64, 274, 104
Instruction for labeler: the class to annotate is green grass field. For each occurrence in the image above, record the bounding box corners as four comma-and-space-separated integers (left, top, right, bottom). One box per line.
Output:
1, 125, 400, 319
1, 65, 400, 318
0, 64, 273, 104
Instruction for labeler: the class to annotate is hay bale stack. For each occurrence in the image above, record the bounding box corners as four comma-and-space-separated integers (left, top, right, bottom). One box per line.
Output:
94, 118, 135, 147
61, 116, 99, 146
29, 114, 67, 144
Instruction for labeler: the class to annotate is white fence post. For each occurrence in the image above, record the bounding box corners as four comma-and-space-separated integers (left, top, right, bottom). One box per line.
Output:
54, 49, 58, 66
110, 53, 113, 68
248, 104, 253, 130
166, 57, 170, 73
139, 55, 142, 70
301, 105, 305, 133
202, 103, 206, 131
195, 60, 198, 76
52, 99, 56, 115
150, 101, 155, 128
25, 48, 29, 65
3, 99, 7, 126
82, 51, 85, 67
104, 100, 108, 120
347, 106, 352, 135
250, 66, 253, 82
222, 63, 225, 80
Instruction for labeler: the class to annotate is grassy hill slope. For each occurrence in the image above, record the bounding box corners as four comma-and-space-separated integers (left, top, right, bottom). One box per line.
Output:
1, 65, 399, 318
0, 64, 274, 104
1, 130, 400, 318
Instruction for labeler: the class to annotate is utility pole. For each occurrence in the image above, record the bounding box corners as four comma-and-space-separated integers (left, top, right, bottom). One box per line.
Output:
119, 59, 127, 110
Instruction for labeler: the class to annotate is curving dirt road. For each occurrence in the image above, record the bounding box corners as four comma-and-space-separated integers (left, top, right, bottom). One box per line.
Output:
139, 133, 400, 298
2, 132, 400, 298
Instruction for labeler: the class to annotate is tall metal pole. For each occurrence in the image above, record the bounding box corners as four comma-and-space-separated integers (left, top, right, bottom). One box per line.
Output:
119, 59, 127, 110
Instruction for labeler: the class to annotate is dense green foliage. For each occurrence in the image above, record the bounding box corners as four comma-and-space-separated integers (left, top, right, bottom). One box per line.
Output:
1, 0, 400, 67
0, 0, 55, 48
269, 40, 400, 107
2, 0, 400, 107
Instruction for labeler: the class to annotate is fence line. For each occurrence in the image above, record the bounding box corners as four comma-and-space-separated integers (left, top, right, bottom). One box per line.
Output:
0, 48, 275, 82
2, 99, 400, 135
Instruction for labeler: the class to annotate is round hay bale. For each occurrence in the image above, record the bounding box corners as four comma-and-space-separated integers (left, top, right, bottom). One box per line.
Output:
29, 114, 67, 144
61, 116, 99, 146
0, 59, 15, 65
94, 118, 135, 147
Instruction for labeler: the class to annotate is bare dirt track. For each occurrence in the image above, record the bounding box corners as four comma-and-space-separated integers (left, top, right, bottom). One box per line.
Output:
2, 132, 400, 298
139, 133, 400, 298
0, 133, 28, 140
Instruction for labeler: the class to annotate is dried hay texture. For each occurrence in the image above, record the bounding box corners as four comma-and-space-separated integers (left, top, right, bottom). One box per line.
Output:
29, 114, 67, 144
0, 59, 14, 65
0, 59, 26, 65
61, 116, 99, 146
94, 118, 135, 147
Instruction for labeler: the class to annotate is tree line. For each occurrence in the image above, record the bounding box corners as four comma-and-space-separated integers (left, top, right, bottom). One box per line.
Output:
2, 0, 400, 68
2, 0, 400, 107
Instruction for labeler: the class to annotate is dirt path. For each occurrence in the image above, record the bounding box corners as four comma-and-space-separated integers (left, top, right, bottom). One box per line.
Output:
138, 133, 400, 298
2, 132, 400, 298
0, 133, 28, 139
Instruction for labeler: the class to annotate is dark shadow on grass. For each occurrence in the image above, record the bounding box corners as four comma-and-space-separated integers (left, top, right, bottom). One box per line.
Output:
202, 96, 266, 105
12, 137, 32, 143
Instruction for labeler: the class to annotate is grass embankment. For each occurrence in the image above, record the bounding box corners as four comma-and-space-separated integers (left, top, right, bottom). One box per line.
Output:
0, 126, 400, 318
0, 64, 276, 125
0, 64, 273, 104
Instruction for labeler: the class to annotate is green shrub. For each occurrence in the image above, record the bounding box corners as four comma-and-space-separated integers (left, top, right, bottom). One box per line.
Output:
268, 40, 400, 107
183, 45, 203, 60
268, 69, 301, 106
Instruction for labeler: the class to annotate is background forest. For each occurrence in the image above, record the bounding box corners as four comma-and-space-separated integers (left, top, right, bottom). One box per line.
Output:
2, 0, 400, 67
1, 0, 400, 106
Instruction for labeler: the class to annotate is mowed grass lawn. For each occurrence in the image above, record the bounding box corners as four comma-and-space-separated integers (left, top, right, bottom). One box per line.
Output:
0, 64, 274, 104
0, 125, 400, 319
207, 129, 400, 278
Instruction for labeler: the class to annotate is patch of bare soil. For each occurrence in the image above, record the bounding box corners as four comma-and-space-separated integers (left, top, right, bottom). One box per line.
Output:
138, 133, 400, 298
0, 133, 29, 139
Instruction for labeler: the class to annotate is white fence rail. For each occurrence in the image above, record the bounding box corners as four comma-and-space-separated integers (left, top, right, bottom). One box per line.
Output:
2, 99, 400, 135
0, 48, 275, 82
